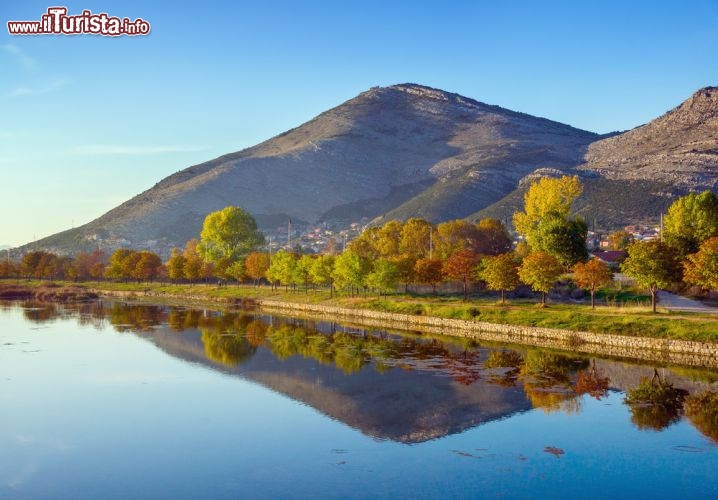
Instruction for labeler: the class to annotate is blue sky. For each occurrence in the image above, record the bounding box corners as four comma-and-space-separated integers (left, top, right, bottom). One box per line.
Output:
1, 0, 717, 247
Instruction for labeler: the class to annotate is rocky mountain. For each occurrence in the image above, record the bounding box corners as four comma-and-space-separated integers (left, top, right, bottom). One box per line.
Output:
473, 87, 718, 227
27, 84, 598, 254
24, 84, 718, 254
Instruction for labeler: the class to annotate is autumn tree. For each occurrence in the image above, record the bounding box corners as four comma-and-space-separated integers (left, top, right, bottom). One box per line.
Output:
347, 226, 380, 260
573, 259, 613, 309
683, 237, 718, 292
518, 252, 564, 306
607, 230, 633, 250
72, 250, 107, 281
414, 257, 443, 295
399, 218, 433, 259
480, 252, 520, 304
224, 260, 245, 282
105, 249, 135, 280
475, 218, 512, 256
513, 175, 583, 242
664, 190, 718, 257
621, 240, 681, 313
198, 206, 265, 265
182, 239, 204, 281
443, 249, 480, 301
166, 248, 186, 281
375, 220, 403, 258
132, 251, 163, 282
435, 220, 480, 258
244, 252, 270, 286
366, 258, 400, 296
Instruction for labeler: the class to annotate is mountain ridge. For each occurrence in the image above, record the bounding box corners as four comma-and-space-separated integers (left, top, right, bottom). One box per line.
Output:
21, 84, 718, 255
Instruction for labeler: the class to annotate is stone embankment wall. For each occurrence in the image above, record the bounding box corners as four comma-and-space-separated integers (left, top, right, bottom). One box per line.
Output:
257, 299, 718, 369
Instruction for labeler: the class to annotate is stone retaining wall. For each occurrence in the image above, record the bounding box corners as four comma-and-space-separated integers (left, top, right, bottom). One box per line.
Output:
257, 299, 718, 368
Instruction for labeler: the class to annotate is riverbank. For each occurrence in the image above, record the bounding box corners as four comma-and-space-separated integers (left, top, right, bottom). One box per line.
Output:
4, 280, 718, 367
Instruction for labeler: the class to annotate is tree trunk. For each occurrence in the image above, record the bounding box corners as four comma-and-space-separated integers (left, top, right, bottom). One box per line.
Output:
590, 289, 595, 309
463, 280, 468, 301
541, 291, 546, 306
501, 289, 505, 304
651, 286, 657, 313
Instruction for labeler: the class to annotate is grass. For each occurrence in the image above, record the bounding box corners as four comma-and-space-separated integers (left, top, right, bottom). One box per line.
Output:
4, 279, 718, 342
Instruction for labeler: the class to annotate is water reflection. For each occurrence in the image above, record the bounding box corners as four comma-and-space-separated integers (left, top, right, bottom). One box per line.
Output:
4, 299, 718, 444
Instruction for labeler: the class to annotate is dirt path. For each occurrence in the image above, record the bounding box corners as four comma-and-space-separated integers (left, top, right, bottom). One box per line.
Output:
657, 290, 718, 314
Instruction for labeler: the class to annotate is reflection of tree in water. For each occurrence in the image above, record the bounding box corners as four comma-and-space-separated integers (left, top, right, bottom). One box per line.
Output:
484, 350, 523, 387
108, 304, 167, 332
518, 350, 590, 414
624, 371, 688, 431
684, 391, 718, 442
167, 308, 203, 331
199, 312, 258, 367
574, 360, 610, 400
21, 301, 59, 323
244, 319, 269, 347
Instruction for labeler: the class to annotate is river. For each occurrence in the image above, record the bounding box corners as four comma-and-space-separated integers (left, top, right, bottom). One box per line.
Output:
1, 300, 717, 499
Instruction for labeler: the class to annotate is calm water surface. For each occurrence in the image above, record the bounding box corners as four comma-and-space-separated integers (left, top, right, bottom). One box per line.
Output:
1, 300, 718, 499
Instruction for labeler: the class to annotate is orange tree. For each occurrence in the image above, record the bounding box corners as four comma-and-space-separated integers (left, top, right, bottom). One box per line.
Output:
443, 249, 480, 301
573, 259, 613, 309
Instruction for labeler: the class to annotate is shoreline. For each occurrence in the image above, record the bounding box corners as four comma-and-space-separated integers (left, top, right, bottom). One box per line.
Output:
4, 281, 718, 368
91, 285, 718, 369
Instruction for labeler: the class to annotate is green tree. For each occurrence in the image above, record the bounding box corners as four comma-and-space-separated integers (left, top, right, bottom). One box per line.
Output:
332, 250, 370, 296
664, 190, 718, 256
621, 240, 681, 313
414, 257, 444, 295
442, 249, 480, 301
105, 249, 135, 280
573, 259, 613, 309
480, 252, 520, 304
684, 237, 718, 292
266, 251, 297, 290
366, 258, 400, 296
310, 254, 336, 296
518, 252, 564, 306
198, 206, 265, 265
295, 254, 315, 293
166, 248, 186, 281
224, 260, 245, 282
532, 214, 588, 268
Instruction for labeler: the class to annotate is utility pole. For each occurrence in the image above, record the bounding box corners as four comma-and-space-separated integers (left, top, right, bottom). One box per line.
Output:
429, 227, 433, 260
268, 236, 272, 264
287, 219, 292, 251
660, 213, 664, 242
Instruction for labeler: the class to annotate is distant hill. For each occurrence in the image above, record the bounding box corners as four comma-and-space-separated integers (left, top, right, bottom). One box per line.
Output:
22, 85, 718, 254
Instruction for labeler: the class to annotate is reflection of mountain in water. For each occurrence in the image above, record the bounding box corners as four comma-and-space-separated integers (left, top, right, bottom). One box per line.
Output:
145, 320, 533, 443
7, 300, 718, 443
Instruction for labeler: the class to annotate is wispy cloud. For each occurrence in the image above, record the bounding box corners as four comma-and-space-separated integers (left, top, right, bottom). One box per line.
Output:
71, 144, 209, 155
1, 44, 37, 71
6, 78, 70, 98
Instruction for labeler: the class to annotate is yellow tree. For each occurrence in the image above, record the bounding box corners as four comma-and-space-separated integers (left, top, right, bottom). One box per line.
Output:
166, 248, 186, 281
573, 259, 613, 309
684, 237, 718, 292
479, 252, 520, 304
399, 218, 433, 259
475, 218, 512, 256
518, 252, 564, 306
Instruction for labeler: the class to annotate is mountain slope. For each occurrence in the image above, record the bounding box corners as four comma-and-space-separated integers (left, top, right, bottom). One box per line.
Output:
471, 87, 718, 227
27, 84, 598, 254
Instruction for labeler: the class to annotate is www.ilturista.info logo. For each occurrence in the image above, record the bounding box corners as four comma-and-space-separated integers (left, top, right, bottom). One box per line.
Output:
7, 7, 150, 36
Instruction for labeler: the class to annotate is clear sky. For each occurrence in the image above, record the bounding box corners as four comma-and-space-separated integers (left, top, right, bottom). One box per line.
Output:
1, 0, 717, 247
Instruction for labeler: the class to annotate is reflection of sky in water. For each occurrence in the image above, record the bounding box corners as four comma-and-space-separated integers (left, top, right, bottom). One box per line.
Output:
1, 302, 718, 499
